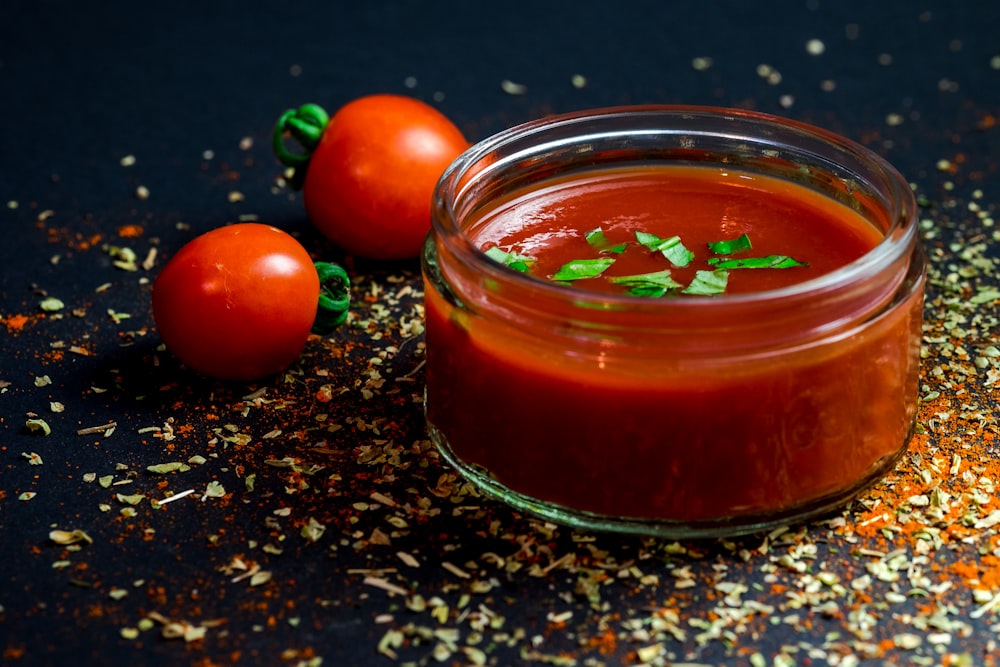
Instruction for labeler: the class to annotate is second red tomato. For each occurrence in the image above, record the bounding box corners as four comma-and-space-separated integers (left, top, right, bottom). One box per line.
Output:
277, 95, 468, 261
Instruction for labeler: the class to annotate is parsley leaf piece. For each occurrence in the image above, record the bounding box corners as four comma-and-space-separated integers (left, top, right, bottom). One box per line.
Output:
707, 233, 753, 255
635, 231, 694, 267
628, 285, 669, 297
585, 227, 627, 254
551, 258, 616, 281
707, 255, 808, 269
683, 269, 729, 295
484, 246, 534, 273
608, 269, 683, 297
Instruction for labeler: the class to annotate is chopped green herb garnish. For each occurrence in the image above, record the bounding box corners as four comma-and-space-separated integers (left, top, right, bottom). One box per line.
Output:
499, 229, 807, 297
635, 231, 694, 267
608, 270, 683, 297
625, 285, 665, 297
585, 227, 627, 254
484, 246, 534, 273
707, 255, 808, 269
707, 233, 753, 255
551, 258, 616, 281
683, 269, 729, 295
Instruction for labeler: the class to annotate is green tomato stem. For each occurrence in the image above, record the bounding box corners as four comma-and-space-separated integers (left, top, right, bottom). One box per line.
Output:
272, 103, 330, 190
312, 261, 351, 335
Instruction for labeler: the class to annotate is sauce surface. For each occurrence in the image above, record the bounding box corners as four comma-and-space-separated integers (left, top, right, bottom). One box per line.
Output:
471, 166, 884, 295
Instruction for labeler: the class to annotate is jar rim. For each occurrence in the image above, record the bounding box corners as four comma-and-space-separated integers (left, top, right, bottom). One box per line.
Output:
431, 104, 918, 311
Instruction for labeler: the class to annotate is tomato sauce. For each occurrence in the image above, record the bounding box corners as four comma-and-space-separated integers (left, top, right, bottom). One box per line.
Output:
424, 165, 923, 526
470, 167, 884, 295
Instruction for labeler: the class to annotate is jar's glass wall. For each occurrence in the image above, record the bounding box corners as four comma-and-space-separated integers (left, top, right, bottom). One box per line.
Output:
422, 106, 925, 538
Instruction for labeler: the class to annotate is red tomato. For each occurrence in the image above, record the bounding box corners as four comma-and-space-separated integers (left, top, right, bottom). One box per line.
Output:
275, 95, 468, 260
152, 223, 320, 381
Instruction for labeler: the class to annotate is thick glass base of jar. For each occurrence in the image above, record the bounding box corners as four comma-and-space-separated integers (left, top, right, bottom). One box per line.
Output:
427, 419, 913, 539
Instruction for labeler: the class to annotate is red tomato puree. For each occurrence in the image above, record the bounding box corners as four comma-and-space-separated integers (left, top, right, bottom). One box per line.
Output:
425, 165, 921, 523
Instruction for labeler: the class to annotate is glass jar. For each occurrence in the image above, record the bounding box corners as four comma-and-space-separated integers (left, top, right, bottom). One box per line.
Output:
422, 106, 926, 538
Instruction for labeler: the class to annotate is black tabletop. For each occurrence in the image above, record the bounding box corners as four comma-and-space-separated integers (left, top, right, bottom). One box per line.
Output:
2, 2, 999, 665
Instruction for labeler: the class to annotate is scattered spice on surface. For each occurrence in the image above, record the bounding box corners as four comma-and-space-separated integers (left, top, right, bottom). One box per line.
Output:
4, 38, 998, 665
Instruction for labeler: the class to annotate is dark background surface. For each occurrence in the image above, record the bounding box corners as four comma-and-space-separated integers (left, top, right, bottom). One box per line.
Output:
2, 1, 999, 665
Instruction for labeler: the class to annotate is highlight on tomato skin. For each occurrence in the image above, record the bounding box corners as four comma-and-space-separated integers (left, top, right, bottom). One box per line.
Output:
151, 223, 323, 382
273, 94, 469, 261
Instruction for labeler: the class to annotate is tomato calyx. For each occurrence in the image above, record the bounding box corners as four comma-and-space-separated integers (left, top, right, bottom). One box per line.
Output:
311, 261, 351, 335
273, 103, 330, 190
